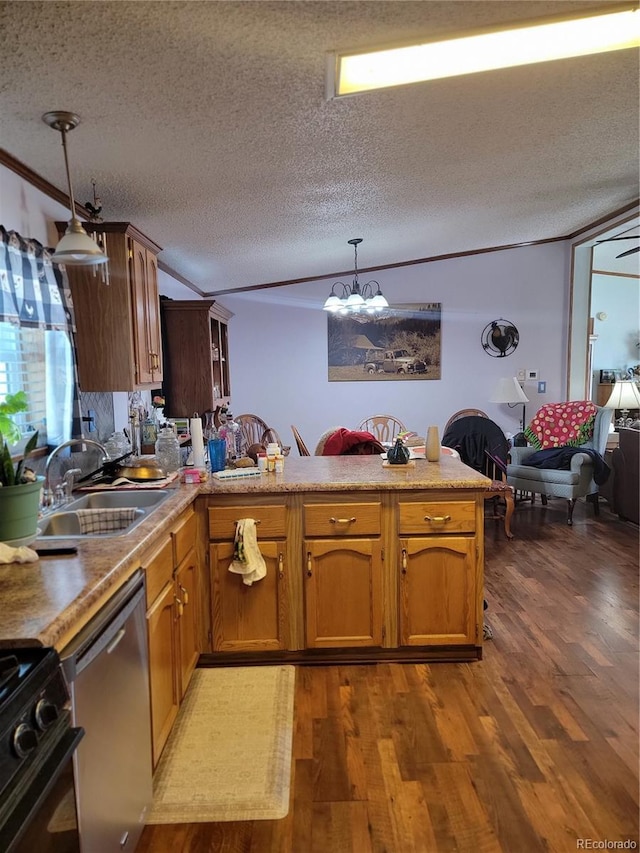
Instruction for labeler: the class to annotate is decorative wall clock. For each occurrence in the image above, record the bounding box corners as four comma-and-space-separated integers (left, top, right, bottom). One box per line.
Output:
481, 319, 519, 358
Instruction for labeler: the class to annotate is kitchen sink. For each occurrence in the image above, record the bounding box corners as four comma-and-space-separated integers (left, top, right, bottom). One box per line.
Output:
63, 491, 169, 511
38, 490, 170, 539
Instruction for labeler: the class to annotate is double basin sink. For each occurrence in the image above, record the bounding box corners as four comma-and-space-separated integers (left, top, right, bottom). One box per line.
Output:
38, 491, 170, 539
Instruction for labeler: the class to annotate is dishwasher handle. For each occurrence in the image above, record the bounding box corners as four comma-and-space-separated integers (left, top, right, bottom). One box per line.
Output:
60, 570, 145, 682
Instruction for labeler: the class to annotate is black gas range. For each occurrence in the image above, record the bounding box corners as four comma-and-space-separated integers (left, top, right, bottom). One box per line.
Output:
0, 646, 84, 852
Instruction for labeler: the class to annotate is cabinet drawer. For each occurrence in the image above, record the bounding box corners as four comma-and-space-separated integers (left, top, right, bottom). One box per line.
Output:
208, 505, 286, 540
304, 502, 381, 536
143, 536, 174, 607
173, 508, 197, 565
399, 501, 476, 534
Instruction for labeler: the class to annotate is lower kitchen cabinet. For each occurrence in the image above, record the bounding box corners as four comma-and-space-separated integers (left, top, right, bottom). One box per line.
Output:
303, 498, 383, 648
199, 487, 484, 663
304, 538, 383, 648
143, 507, 200, 766
399, 537, 477, 645
208, 503, 288, 652
210, 540, 287, 651
398, 499, 479, 647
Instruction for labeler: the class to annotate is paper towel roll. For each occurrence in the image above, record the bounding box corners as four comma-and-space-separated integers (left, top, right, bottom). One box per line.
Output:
190, 417, 206, 469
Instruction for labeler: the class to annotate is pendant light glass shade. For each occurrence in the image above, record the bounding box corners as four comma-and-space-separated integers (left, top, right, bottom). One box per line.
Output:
323, 238, 389, 320
43, 111, 108, 267
51, 217, 109, 266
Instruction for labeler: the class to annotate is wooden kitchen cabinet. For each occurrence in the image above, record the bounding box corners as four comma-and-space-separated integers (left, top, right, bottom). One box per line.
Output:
199, 474, 485, 665
303, 499, 383, 648
398, 499, 479, 646
208, 503, 288, 652
161, 299, 233, 418
143, 506, 199, 766
55, 221, 163, 390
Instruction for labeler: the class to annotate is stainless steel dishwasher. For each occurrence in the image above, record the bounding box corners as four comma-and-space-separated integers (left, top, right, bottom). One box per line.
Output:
60, 570, 152, 853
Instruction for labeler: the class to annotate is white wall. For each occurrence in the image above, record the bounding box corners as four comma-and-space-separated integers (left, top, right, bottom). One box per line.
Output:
221, 243, 568, 450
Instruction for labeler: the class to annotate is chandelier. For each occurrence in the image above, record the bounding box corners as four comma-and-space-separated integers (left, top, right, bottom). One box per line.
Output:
323, 238, 389, 320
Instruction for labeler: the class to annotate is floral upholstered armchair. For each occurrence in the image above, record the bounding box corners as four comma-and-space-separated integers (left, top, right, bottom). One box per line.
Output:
506, 402, 613, 525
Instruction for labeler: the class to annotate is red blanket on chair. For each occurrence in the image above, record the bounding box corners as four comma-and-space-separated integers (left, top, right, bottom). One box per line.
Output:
321, 429, 384, 456
524, 401, 597, 450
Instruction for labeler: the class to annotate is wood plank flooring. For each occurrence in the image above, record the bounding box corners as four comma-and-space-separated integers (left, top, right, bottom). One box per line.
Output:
137, 498, 639, 853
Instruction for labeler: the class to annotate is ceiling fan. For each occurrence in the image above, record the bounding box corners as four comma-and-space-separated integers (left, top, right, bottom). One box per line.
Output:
595, 235, 640, 258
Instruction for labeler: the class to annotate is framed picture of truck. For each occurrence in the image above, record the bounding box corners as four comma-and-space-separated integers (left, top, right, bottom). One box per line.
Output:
327, 303, 441, 382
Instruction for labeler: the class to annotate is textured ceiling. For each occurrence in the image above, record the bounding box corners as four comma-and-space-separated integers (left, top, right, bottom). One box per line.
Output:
0, 0, 638, 294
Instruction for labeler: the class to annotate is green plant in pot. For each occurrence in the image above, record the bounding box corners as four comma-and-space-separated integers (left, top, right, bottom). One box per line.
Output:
0, 391, 42, 545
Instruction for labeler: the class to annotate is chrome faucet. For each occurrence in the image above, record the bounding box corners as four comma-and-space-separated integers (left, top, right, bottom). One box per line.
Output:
43, 439, 108, 508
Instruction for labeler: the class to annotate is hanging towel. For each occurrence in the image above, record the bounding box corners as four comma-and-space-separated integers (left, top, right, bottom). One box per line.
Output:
228, 518, 267, 586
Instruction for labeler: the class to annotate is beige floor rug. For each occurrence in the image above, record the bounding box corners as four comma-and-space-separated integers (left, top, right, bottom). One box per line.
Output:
146, 665, 296, 824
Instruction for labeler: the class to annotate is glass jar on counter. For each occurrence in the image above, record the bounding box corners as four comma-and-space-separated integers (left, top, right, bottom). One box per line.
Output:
104, 431, 132, 460
155, 427, 182, 474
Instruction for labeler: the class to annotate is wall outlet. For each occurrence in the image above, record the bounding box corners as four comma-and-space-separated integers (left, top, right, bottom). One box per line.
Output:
517, 369, 526, 381
538, 381, 546, 394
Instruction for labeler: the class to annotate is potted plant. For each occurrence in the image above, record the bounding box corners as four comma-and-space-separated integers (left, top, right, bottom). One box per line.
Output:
0, 391, 42, 544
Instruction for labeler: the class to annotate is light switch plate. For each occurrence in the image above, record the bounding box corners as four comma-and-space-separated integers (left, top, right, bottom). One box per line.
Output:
517, 369, 526, 381
538, 381, 546, 393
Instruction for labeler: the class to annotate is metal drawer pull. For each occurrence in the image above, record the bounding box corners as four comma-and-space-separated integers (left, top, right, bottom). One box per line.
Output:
330, 516, 356, 524
424, 514, 452, 523
179, 584, 189, 605
306, 551, 312, 577
233, 518, 261, 524
174, 595, 184, 617
401, 548, 407, 574
278, 552, 284, 579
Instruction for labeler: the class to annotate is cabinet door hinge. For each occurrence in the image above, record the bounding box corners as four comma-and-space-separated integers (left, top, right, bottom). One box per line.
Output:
207, 629, 212, 646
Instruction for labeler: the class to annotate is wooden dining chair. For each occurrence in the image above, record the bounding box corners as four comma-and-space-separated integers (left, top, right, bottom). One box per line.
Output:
442, 413, 514, 539
235, 413, 271, 456
443, 408, 489, 433
357, 415, 407, 444
290, 425, 311, 456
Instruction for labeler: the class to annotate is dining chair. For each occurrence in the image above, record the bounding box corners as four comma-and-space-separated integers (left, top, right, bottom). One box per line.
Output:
442, 414, 514, 539
443, 408, 489, 433
357, 415, 407, 444
290, 425, 311, 456
234, 413, 271, 456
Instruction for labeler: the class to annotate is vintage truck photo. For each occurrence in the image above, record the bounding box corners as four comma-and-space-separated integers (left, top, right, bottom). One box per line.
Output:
364, 349, 427, 374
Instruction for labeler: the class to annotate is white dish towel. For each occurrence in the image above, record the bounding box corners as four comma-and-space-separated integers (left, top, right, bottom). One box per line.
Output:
228, 518, 267, 586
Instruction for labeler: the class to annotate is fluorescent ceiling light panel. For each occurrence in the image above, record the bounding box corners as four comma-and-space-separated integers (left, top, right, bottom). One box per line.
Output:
332, 8, 640, 96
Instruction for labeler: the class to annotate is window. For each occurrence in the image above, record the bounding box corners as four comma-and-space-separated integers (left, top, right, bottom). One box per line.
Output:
1, 226, 80, 452
0, 322, 74, 451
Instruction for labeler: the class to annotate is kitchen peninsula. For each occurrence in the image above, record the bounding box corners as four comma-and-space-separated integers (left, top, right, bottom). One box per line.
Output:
0, 455, 490, 664
199, 455, 490, 663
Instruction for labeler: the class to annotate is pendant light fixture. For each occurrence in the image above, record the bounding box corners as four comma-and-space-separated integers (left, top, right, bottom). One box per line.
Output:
42, 111, 108, 266
323, 238, 389, 319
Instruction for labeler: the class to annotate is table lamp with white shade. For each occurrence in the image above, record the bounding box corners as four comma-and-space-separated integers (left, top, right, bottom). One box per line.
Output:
604, 379, 640, 421
489, 377, 530, 430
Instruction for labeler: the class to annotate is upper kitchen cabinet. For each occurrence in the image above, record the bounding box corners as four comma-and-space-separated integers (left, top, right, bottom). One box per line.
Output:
55, 221, 163, 390
161, 299, 233, 418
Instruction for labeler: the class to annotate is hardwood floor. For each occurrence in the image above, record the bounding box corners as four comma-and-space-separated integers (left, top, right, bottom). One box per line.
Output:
137, 498, 639, 853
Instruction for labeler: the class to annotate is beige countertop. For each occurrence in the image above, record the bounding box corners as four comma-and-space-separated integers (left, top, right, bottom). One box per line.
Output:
0, 456, 488, 650
199, 454, 490, 493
